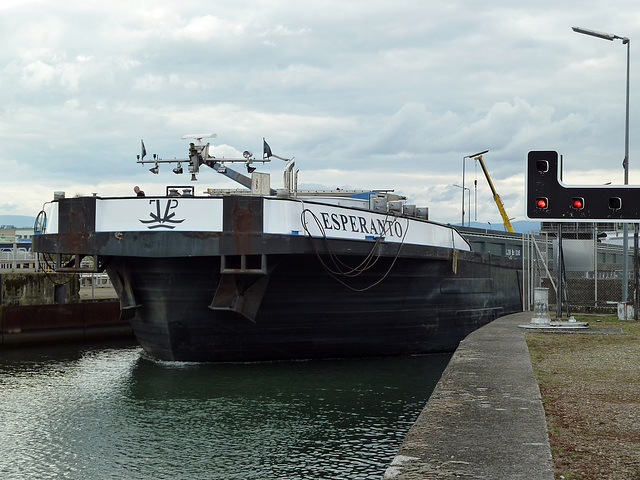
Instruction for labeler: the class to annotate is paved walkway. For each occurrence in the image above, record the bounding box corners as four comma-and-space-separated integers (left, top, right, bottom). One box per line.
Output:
383, 311, 554, 479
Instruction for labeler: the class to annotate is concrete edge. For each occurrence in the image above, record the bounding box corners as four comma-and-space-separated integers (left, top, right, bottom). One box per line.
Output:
382, 312, 554, 479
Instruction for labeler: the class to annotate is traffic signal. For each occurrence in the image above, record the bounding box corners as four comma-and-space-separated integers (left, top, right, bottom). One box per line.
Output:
570, 197, 584, 210
609, 197, 622, 210
535, 160, 549, 173
527, 150, 640, 220
535, 197, 548, 209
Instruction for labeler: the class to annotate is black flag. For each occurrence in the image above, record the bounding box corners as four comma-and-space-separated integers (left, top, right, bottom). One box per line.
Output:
141, 140, 147, 160
263, 138, 272, 159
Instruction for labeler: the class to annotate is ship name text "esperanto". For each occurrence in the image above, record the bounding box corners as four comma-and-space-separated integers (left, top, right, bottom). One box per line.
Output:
319, 212, 404, 237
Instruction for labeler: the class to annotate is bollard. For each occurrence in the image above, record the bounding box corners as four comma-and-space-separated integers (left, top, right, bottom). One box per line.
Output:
531, 287, 551, 325
617, 302, 634, 321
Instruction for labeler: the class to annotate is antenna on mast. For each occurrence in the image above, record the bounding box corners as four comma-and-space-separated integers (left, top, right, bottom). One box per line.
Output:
181, 133, 217, 145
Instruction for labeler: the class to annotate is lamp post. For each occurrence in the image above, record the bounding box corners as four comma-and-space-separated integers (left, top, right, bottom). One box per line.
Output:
573, 26, 631, 302
453, 184, 470, 226
462, 150, 489, 227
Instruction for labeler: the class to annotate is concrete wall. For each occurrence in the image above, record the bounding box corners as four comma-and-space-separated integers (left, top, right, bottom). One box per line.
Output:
0, 272, 79, 307
0, 272, 131, 347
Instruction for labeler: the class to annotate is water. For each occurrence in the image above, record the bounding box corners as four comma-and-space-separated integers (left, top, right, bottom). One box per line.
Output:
0, 343, 449, 480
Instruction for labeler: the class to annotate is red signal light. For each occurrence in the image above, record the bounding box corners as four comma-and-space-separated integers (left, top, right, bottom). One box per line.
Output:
535, 197, 548, 209
571, 197, 584, 209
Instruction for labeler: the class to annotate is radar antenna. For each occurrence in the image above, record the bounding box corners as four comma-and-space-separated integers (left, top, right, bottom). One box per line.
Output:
181, 133, 217, 145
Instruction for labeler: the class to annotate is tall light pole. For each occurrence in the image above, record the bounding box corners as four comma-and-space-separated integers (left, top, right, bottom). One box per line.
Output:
573, 26, 631, 302
462, 150, 488, 227
453, 184, 470, 226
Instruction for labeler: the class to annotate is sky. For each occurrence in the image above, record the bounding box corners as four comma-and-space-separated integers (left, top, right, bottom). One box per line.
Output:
2, 0, 640, 227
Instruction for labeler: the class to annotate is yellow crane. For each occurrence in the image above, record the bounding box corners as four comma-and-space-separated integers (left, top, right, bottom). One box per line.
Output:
473, 153, 514, 233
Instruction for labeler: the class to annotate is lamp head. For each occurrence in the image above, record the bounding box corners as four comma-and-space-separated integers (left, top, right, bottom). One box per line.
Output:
465, 150, 489, 158
572, 26, 616, 41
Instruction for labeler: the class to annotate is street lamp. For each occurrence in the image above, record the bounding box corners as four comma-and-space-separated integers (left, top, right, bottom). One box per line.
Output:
573, 26, 630, 302
453, 184, 470, 226
462, 150, 488, 227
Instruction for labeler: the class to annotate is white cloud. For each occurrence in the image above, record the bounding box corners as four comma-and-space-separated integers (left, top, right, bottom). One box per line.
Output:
172, 14, 246, 41
20, 60, 57, 89
1, 0, 640, 227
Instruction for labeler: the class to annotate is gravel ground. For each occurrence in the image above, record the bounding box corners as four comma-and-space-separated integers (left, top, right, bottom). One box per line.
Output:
527, 317, 640, 480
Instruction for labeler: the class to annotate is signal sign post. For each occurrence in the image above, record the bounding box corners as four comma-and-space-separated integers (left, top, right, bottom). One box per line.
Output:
526, 150, 638, 319
526, 151, 639, 220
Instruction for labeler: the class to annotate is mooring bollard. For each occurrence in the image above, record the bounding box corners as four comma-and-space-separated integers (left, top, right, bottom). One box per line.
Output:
531, 287, 551, 325
617, 302, 634, 321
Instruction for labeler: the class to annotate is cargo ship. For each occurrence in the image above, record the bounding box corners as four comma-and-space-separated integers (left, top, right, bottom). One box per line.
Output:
32, 135, 522, 361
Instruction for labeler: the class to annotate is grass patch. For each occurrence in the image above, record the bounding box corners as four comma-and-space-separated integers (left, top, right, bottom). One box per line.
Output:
526, 316, 640, 480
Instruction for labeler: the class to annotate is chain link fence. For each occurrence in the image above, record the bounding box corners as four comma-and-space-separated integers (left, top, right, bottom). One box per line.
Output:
523, 224, 639, 315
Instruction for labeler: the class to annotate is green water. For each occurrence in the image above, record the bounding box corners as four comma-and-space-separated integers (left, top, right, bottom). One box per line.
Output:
0, 343, 449, 480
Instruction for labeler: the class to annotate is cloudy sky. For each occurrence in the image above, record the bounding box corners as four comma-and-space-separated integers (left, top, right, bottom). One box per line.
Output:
1, 0, 639, 227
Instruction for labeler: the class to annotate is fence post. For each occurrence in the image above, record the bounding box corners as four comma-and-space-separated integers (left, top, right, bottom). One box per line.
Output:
11, 241, 17, 272
594, 224, 598, 307
524, 233, 530, 310
635, 224, 639, 320
556, 224, 563, 319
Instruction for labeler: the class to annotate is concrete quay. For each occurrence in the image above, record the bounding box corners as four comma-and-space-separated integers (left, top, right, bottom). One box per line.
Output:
384, 311, 554, 479
1, 273, 130, 347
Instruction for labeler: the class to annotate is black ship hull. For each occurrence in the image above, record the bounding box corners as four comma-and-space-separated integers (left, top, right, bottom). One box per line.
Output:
106, 249, 521, 362
34, 195, 522, 362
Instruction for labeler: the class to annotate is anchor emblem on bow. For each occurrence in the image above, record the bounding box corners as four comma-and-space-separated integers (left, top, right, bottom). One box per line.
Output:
139, 199, 185, 229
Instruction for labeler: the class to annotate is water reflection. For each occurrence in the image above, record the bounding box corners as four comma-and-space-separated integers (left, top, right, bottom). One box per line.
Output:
0, 344, 449, 480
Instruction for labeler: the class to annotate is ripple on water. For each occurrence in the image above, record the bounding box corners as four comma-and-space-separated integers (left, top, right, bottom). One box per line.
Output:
0, 345, 449, 480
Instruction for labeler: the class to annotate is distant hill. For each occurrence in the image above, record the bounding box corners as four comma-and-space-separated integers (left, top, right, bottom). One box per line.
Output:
452, 220, 541, 234
511, 220, 542, 233
0, 215, 36, 228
